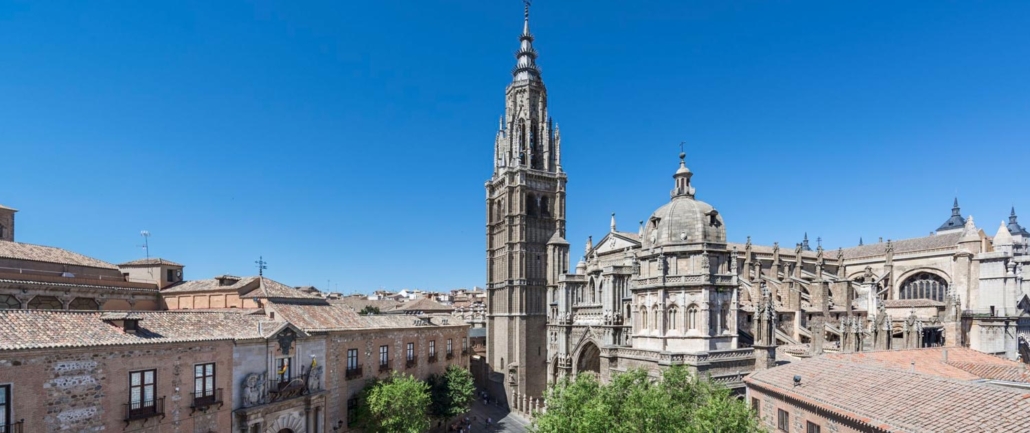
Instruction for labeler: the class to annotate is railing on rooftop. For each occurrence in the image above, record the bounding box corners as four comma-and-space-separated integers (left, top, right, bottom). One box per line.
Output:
124, 397, 165, 426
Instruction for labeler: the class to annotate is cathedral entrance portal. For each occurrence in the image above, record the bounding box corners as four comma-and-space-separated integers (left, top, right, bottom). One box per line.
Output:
576, 342, 601, 375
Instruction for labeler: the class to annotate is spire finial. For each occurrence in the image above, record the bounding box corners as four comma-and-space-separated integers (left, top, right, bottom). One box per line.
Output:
524, 0, 531, 19
679, 141, 686, 166
610, 212, 617, 232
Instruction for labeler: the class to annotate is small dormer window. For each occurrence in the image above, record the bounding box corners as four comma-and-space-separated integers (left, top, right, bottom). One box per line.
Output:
166, 269, 174, 282
0, 224, 5, 238
124, 319, 140, 333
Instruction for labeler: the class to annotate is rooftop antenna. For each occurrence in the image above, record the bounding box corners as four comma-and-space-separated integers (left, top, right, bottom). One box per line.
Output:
139, 230, 152, 276
255, 256, 267, 277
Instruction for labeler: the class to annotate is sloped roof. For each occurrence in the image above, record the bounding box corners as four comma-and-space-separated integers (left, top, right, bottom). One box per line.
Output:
0, 241, 117, 269
746, 354, 1030, 432
267, 300, 467, 332
822, 347, 1028, 382
390, 297, 454, 313
837, 232, 962, 260
118, 258, 184, 267
0, 310, 270, 351
330, 297, 402, 312
243, 277, 323, 300
161, 276, 258, 294
0, 204, 17, 211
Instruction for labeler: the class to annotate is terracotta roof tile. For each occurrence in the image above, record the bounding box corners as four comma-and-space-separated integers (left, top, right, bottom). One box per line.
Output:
118, 258, 183, 267
247, 277, 322, 300
267, 300, 466, 332
161, 276, 258, 294
822, 347, 1027, 382
748, 356, 1030, 432
0, 310, 270, 351
390, 297, 454, 313
0, 241, 117, 269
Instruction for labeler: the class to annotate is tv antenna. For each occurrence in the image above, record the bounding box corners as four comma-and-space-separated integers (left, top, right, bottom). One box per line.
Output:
255, 256, 267, 277
139, 230, 151, 260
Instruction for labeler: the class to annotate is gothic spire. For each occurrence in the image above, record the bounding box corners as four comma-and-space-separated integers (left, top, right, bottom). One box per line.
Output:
512, 1, 541, 82
936, 197, 966, 233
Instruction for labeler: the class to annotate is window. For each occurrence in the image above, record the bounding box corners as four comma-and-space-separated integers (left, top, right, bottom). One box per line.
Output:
777, 409, 789, 431
129, 369, 157, 416
429, 340, 436, 359
688, 305, 699, 330
806, 421, 821, 433
379, 345, 389, 366
406, 343, 415, 361
347, 349, 359, 371
347, 397, 358, 426
275, 357, 291, 382
27, 296, 62, 310
447, 339, 453, 355
0, 384, 9, 431
462, 338, 468, 354
166, 269, 174, 282
0, 224, 5, 238
751, 398, 760, 417
899, 272, 948, 302
668, 307, 678, 331
194, 363, 215, 402
0, 295, 20, 310
69, 297, 98, 310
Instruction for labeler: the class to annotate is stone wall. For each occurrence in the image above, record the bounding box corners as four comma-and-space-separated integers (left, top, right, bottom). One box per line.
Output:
0, 341, 234, 433
748, 385, 874, 433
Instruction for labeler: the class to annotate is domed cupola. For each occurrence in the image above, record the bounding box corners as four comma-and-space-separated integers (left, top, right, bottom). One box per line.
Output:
643, 152, 726, 248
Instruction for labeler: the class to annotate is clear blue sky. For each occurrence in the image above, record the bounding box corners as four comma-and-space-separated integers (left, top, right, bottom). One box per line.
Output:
2, 1, 1028, 293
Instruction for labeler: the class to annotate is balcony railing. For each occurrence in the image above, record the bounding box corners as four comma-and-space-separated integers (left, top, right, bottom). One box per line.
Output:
461, 348, 469, 355
379, 361, 392, 373
428, 353, 438, 364
190, 388, 224, 414
446, 352, 454, 360
346, 366, 363, 380
268, 374, 310, 403
406, 358, 418, 369
124, 397, 165, 426
0, 420, 24, 433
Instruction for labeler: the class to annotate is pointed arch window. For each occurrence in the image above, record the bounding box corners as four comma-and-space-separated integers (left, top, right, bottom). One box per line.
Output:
687, 305, 699, 330
668, 307, 678, 331
639, 307, 648, 331
899, 273, 948, 302
720, 302, 730, 333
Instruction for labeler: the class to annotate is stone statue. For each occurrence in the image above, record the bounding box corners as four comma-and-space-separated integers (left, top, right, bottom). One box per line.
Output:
242, 372, 266, 407
307, 365, 323, 392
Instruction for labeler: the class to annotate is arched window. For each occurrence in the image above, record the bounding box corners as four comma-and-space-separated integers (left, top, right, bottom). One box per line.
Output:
687, 305, 699, 330
640, 308, 648, 331
526, 194, 538, 217
899, 273, 948, 302
668, 307, 678, 331
720, 302, 730, 333
652, 307, 660, 330
28, 296, 63, 310
540, 196, 551, 217
69, 297, 99, 310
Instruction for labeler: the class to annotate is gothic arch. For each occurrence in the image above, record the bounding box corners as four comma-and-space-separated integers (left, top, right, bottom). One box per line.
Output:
687, 304, 699, 330
895, 268, 951, 289
573, 340, 601, 376
899, 272, 950, 302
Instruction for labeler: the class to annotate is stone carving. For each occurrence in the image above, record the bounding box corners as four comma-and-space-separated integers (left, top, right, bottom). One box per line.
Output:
277, 328, 297, 356
307, 364, 323, 392
242, 372, 267, 407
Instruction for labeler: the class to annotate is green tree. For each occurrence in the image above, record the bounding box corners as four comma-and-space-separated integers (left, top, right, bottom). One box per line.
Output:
359, 305, 381, 315
534, 366, 763, 433
355, 372, 431, 433
429, 364, 477, 421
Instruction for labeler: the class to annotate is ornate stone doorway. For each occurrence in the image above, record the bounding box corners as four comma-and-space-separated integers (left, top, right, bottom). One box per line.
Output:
576, 342, 600, 375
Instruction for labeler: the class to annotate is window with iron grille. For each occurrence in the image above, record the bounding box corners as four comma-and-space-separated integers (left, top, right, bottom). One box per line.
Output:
462, 338, 468, 353
777, 409, 789, 431
347, 349, 359, 371
129, 370, 156, 413
806, 421, 821, 433
0, 384, 10, 431
446, 339, 453, 354
347, 397, 359, 426
406, 343, 414, 361
379, 345, 389, 366
751, 398, 760, 417
194, 363, 215, 400
429, 340, 436, 357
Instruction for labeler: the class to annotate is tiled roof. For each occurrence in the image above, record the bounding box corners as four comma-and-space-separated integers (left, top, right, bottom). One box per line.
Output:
268, 300, 467, 332
0, 241, 117, 269
118, 258, 183, 267
0, 310, 271, 351
329, 297, 401, 312
161, 276, 258, 294
0, 273, 158, 292
838, 232, 962, 260
245, 277, 323, 300
822, 347, 1028, 382
390, 297, 454, 313
882, 299, 945, 308
746, 355, 1030, 432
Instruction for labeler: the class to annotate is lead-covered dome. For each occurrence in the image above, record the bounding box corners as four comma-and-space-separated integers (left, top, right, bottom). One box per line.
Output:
643, 153, 726, 247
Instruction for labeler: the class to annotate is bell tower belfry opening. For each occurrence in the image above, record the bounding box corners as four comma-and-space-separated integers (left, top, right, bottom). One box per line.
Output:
485, 1, 567, 401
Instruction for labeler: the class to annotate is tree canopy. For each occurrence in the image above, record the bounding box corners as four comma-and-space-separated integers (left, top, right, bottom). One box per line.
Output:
359, 305, 381, 315
355, 372, 431, 433
534, 366, 762, 433
428, 364, 477, 420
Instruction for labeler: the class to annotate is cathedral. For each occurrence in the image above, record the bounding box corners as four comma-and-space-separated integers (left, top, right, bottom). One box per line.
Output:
484, 4, 1030, 406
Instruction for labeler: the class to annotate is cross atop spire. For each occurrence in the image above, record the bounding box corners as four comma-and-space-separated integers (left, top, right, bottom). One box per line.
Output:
512, 0, 540, 82
255, 256, 267, 277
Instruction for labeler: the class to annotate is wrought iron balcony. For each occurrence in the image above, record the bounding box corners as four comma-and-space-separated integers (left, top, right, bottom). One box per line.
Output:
406, 358, 418, 369
428, 353, 438, 364
124, 397, 165, 426
461, 349, 469, 355
268, 374, 310, 403
346, 366, 363, 380
189, 388, 224, 414
379, 361, 392, 373
446, 352, 454, 360
0, 420, 24, 433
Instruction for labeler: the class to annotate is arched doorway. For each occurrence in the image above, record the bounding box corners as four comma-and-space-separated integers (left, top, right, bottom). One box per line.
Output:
277, 430, 294, 433
576, 342, 600, 375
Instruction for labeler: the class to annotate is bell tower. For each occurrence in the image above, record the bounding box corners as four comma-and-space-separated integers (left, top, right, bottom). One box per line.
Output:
485, 1, 566, 401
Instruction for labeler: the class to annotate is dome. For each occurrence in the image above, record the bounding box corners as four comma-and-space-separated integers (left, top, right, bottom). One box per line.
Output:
643, 152, 726, 247
645, 196, 726, 247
